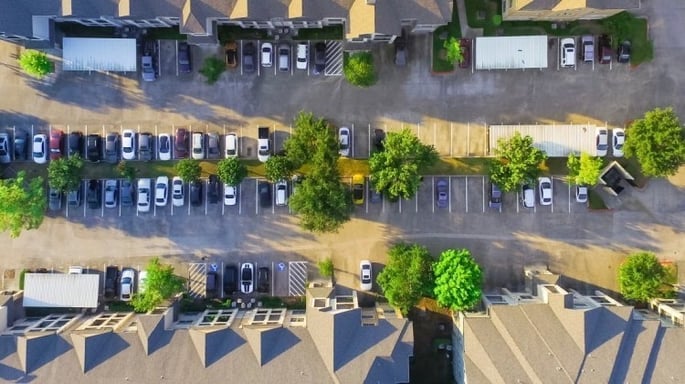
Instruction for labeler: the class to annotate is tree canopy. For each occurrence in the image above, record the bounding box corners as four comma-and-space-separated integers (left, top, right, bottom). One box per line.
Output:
175, 159, 201, 182
18, 50, 54, 78
433, 249, 483, 311
489, 132, 547, 192
0, 172, 46, 238
624, 107, 685, 177
216, 157, 247, 186
369, 128, 438, 201
343, 52, 376, 87
376, 243, 435, 315
444, 37, 464, 65
132, 258, 184, 313
618, 252, 668, 303
284, 112, 333, 168
117, 160, 137, 181
567, 152, 603, 186
47, 154, 84, 193
289, 168, 351, 232
264, 155, 294, 183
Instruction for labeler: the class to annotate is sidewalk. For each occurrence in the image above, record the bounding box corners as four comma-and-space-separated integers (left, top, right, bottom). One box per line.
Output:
456, 0, 483, 38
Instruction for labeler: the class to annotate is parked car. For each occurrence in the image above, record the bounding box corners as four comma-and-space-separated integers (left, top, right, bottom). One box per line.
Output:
258, 181, 272, 208
191, 132, 204, 160
86, 134, 101, 162
104, 266, 119, 299
257, 267, 270, 293
576, 185, 589, 203
155, 176, 169, 207
121, 129, 136, 160
177, 42, 192, 73
394, 36, 407, 66
278, 43, 290, 72
14, 132, 27, 160
296, 42, 308, 70
257, 127, 270, 162
207, 175, 220, 204
617, 40, 631, 63
360, 260, 372, 291
612, 128, 625, 157
224, 184, 237, 206
137, 178, 151, 213
206, 271, 218, 297
489, 183, 502, 210
240, 263, 254, 294
120, 179, 134, 207
207, 133, 219, 159
538, 177, 552, 206
352, 174, 365, 205
225, 41, 238, 68
120, 268, 135, 301
87, 179, 101, 209
158, 133, 171, 161
339, 127, 350, 157
225, 133, 238, 158
67, 131, 83, 158
138, 132, 152, 161
49, 129, 63, 160
223, 265, 238, 295
459, 39, 472, 69
581, 35, 594, 63
521, 184, 535, 208
48, 188, 62, 211
32, 134, 48, 164
104, 132, 119, 164
67, 187, 82, 207
436, 178, 449, 209
275, 180, 288, 206
190, 180, 203, 206
373, 129, 386, 152
172, 176, 184, 207
174, 128, 189, 158
598, 34, 612, 65
560, 38, 576, 68
243, 42, 256, 73
141, 55, 156, 81
313, 42, 326, 75
261, 42, 273, 67
0, 133, 10, 164
596, 128, 609, 157
104, 179, 118, 209
138, 270, 148, 294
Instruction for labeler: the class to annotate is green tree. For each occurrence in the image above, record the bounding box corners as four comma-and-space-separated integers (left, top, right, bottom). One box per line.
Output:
18, 50, 54, 78
624, 107, 685, 177
199, 57, 225, 84
132, 258, 184, 313
284, 112, 333, 168
290, 172, 351, 232
117, 160, 137, 181
264, 155, 294, 183
443, 37, 463, 65
175, 159, 201, 182
217, 157, 247, 186
489, 132, 547, 192
343, 51, 376, 87
47, 155, 84, 193
433, 249, 483, 311
318, 258, 334, 278
567, 152, 603, 186
619, 252, 668, 303
376, 243, 435, 315
369, 129, 438, 201
0, 172, 46, 238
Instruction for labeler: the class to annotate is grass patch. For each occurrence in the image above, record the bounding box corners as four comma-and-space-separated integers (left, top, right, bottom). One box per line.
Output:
425, 157, 488, 175
588, 189, 608, 209
107, 301, 135, 312
432, 4, 461, 72
600, 12, 653, 65
146, 27, 187, 41
19, 269, 27, 290
539, 157, 568, 175
294, 25, 343, 40
199, 57, 226, 84
218, 26, 269, 43
57, 23, 116, 38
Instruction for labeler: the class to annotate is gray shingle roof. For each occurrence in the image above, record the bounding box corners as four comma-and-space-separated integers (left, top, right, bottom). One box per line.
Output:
374, 0, 452, 35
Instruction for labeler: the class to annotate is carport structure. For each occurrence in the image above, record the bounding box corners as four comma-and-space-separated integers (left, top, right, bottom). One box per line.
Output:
62, 38, 137, 72
488, 123, 603, 157
475, 35, 548, 70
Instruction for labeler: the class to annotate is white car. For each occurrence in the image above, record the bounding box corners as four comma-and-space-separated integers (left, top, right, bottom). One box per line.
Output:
141, 55, 155, 82
155, 176, 168, 207
32, 134, 48, 164
172, 176, 184, 207
339, 127, 350, 157
560, 38, 576, 68
612, 128, 625, 157
191, 132, 204, 160
576, 185, 588, 203
225, 133, 238, 158
104, 179, 118, 209
538, 177, 552, 206
122, 129, 136, 160
240, 263, 254, 294
138, 270, 148, 294
120, 268, 135, 301
224, 184, 237, 206
137, 178, 151, 213
275, 180, 288, 206
296, 42, 308, 70
261, 42, 273, 67
158, 133, 172, 161
360, 260, 373, 291
596, 128, 608, 157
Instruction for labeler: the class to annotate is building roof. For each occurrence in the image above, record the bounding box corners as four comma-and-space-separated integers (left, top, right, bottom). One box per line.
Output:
515, 0, 639, 11
23, 273, 99, 308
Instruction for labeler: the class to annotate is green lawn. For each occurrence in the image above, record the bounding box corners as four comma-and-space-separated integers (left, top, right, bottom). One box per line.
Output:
432, 2, 461, 72
294, 25, 343, 40
217, 26, 269, 43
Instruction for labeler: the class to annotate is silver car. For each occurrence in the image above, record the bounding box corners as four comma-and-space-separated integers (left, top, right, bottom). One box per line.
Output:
0, 133, 11, 163
104, 179, 118, 208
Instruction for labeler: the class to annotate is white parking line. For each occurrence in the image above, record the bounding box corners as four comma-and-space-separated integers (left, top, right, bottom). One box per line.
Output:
568, 182, 572, 213
367, 123, 371, 158
465, 176, 469, 213
450, 122, 453, 157
482, 176, 485, 213
157, 41, 162, 77
550, 181, 554, 213
432, 177, 435, 213
448, 177, 452, 213
351, 123, 355, 158
155, 125, 158, 160
205, 180, 208, 216
101, 181, 105, 217
272, 183, 275, 215
398, 196, 402, 213
82, 181, 87, 217
365, 177, 369, 214
255, 179, 259, 215
187, 184, 191, 216
175, 40, 179, 76
516, 191, 520, 213
238, 184, 242, 215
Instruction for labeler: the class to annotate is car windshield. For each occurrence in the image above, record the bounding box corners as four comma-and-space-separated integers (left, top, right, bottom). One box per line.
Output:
160, 137, 169, 151
242, 269, 252, 280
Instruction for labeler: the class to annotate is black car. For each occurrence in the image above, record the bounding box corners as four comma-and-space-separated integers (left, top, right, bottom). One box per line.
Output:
190, 180, 203, 206
86, 134, 101, 162
394, 36, 407, 66
223, 265, 238, 295
489, 183, 502, 210
617, 40, 631, 63
87, 179, 101, 209
313, 42, 326, 75
67, 132, 83, 158
373, 129, 386, 152
104, 266, 119, 299
243, 42, 256, 73
105, 132, 119, 164
257, 267, 270, 293
258, 181, 272, 208
208, 175, 219, 204
14, 132, 28, 160
138, 132, 152, 161
206, 271, 218, 298
178, 42, 192, 73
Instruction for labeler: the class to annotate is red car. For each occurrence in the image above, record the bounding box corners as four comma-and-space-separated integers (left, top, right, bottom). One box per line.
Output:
174, 128, 189, 159
459, 39, 471, 69
49, 129, 64, 160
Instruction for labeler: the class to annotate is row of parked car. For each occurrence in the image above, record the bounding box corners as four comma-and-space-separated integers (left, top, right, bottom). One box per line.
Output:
235, 41, 327, 74
559, 35, 631, 67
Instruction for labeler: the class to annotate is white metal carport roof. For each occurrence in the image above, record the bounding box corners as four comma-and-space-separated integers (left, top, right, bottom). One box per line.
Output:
489, 124, 603, 157
63, 37, 137, 72
475, 35, 548, 70
23, 273, 99, 308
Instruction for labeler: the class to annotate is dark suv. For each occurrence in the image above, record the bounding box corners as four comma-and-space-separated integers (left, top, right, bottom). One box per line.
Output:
223, 265, 238, 295
104, 266, 119, 299
86, 134, 101, 162
175, 128, 189, 159
67, 132, 83, 158
105, 133, 119, 164
208, 175, 219, 204
190, 180, 203, 206
258, 181, 272, 208
87, 179, 101, 209
257, 267, 270, 293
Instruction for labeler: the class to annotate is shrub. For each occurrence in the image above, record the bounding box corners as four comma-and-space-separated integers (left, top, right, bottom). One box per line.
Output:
18, 50, 54, 78
492, 15, 502, 26
343, 52, 376, 87
318, 258, 334, 278
199, 57, 225, 84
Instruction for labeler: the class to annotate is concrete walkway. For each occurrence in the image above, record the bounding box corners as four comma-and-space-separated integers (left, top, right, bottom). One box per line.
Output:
456, 0, 483, 38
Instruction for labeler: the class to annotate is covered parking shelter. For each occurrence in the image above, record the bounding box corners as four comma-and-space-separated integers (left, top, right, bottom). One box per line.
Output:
488, 123, 601, 157
63, 37, 137, 72
23, 273, 99, 309
475, 35, 548, 70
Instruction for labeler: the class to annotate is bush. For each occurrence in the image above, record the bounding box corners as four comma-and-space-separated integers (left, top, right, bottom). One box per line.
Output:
199, 57, 225, 84
18, 50, 54, 78
343, 52, 376, 87
318, 258, 334, 278
492, 15, 502, 26
19, 269, 27, 290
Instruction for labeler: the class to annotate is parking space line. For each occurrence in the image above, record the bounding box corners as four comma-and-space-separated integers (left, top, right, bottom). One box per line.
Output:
367, 124, 371, 158
153, 197, 157, 217
157, 41, 162, 77
465, 176, 468, 213
272, 183, 275, 215
365, 177, 369, 214
255, 179, 259, 215
238, 184, 242, 215
398, 196, 402, 213
432, 177, 435, 213
205, 179, 208, 216
550, 180, 554, 213
154, 125, 158, 160
415, 188, 418, 213
187, 184, 191, 216
568, 182, 572, 213
82, 181, 87, 217
516, 191, 520, 213
448, 177, 452, 213
351, 123, 355, 158
170, 198, 174, 216
175, 40, 179, 76
101, 181, 105, 217
222, 187, 225, 216
482, 176, 485, 213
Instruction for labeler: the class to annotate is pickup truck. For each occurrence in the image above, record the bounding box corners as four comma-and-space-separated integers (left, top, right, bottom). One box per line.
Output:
581, 35, 594, 63
257, 127, 270, 162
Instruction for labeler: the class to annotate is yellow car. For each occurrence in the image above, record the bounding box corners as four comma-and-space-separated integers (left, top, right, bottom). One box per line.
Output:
352, 174, 365, 205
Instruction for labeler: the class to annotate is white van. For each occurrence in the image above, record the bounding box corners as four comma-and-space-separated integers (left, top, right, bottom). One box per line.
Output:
278, 44, 290, 72
225, 133, 238, 158
191, 132, 204, 160
521, 184, 535, 208
296, 43, 308, 70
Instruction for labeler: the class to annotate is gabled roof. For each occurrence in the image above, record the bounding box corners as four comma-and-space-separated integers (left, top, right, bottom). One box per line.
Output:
243, 326, 301, 366
70, 329, 129, 373
188, 326, 244, 367
136, 313, 167, 355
